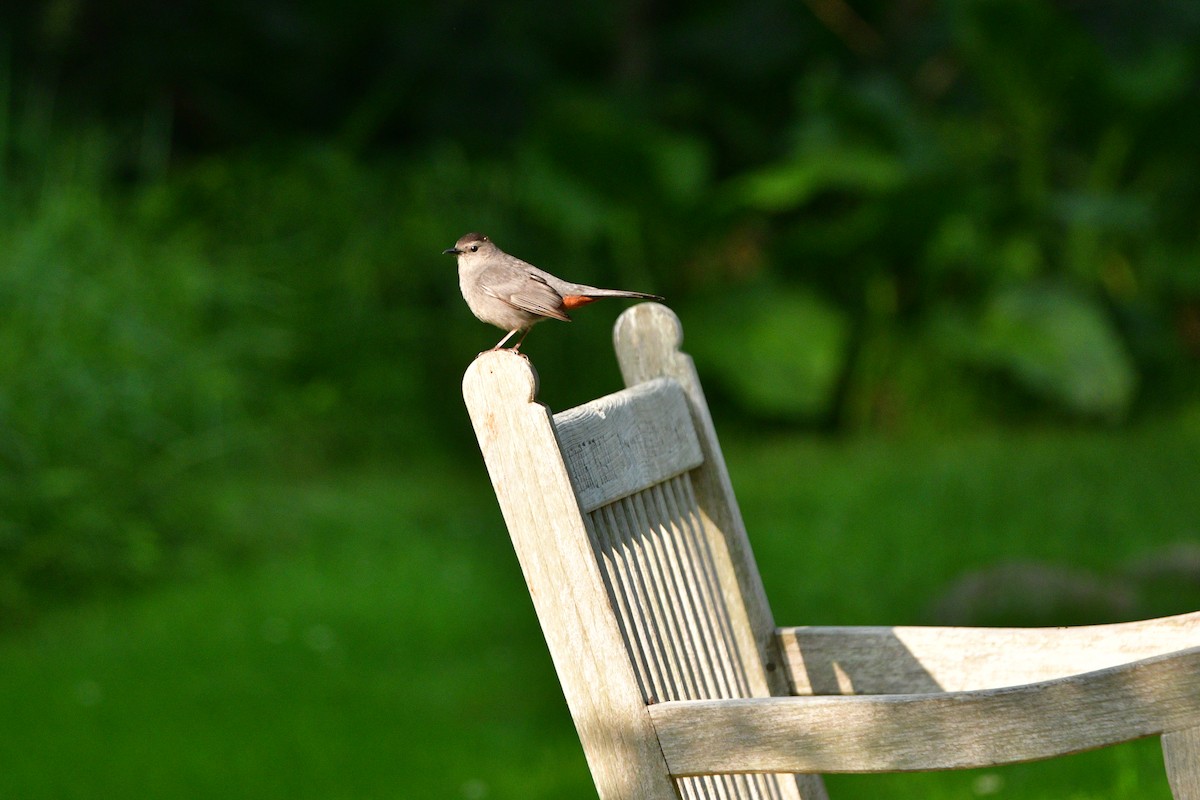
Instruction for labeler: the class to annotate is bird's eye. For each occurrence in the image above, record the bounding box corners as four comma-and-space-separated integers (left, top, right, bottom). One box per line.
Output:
469, 245, 479, 252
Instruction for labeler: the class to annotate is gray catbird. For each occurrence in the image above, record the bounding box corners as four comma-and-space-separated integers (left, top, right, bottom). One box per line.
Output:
444, 232, 662, 352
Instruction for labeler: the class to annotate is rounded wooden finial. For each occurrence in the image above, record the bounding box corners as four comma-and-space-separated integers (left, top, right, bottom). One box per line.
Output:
614, 302, 683, 356
463, 350, 540, 406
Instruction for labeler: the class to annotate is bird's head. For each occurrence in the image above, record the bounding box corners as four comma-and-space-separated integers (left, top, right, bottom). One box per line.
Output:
442, 232, 495, 258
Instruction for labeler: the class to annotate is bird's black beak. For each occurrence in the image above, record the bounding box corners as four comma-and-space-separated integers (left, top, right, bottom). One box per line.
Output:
443, 247, 462, 255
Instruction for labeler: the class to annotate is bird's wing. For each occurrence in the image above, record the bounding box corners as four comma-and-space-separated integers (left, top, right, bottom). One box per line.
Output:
481, 262, 571, 322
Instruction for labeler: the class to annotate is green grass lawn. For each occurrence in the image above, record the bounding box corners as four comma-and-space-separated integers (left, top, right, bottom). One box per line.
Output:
1, 416, 1198, 799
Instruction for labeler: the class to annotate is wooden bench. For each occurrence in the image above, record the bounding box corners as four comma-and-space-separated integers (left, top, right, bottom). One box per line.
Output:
462, 302, 1200, 800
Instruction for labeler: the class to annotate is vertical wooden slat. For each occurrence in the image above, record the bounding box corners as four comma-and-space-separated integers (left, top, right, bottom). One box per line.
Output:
630, 491, 701, 700
614, 303, 829, 800
593, 496, 723, 800
591, 509, 658, 704
607, 500, 680, 704
463, 352, 680, 800
647, 481, 732, 700
589, 477, 744, 705
665, 475, 753, 699
613, 304, 791, 689
587, 470, 800, 800
1164, 726, 1200, 800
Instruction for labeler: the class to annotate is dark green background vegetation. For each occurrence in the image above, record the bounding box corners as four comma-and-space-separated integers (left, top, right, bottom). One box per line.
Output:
1, 1, 1198, 797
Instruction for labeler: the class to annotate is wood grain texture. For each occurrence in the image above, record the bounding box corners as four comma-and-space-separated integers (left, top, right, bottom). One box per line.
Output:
781, 611, 1200, 694
613, 304, 787, 689
553, 377, 704, 513
614, 304, 828, 800
463, 352, 679, 800
649, 646, 1200, 775
588, 473, 799, 800
466, 305, 1199, 800
1164, 726, 1200, 800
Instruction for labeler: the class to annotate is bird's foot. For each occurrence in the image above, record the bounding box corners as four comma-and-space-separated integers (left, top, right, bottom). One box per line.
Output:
478, 346, 529, 359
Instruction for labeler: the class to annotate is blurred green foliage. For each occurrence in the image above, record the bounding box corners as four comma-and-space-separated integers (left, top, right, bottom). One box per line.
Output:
0, 122, 269, 610
0, 0, 1198, 611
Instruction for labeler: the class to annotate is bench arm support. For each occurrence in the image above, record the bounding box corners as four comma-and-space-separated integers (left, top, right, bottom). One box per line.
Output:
648, 645, 1200, 774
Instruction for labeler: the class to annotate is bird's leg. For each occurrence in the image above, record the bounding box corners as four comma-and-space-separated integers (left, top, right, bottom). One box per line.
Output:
492, 328, 521, 350
510, 328, 532, 353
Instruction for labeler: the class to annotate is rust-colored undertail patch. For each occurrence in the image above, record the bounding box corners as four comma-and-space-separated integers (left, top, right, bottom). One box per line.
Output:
561, 295, 600, 310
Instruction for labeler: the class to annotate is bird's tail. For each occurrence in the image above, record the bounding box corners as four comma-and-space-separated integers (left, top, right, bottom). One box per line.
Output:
562, 289, 662, 310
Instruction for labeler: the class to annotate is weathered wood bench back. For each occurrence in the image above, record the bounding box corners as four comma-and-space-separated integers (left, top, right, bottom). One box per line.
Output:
464, 303, 820, 799
555, 377, 804, 800
463, 302, 1200, 800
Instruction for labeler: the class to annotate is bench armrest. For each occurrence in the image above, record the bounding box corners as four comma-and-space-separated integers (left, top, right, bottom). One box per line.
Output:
648, 645, 1200, 775
777, 611, 1200, 694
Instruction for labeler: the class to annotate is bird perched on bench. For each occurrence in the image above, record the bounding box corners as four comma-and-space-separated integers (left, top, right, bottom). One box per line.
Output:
444, 232, 663, 352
